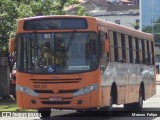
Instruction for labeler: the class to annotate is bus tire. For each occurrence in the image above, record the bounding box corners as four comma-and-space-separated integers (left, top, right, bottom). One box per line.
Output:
124, 87, 143, 111
134, 87, 143, 111
108, 96, 113, 111
38, 108, 51, 118
105, 95, 113, 117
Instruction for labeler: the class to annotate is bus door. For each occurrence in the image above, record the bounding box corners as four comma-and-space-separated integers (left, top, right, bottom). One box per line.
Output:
100, 32, 109, 74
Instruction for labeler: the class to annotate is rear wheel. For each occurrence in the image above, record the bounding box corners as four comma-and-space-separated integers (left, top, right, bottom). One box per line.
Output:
38, 108, 51, 118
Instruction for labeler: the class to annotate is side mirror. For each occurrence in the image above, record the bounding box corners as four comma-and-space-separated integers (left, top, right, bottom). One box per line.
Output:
103, 39, 109, 52
8, 38, 15, 53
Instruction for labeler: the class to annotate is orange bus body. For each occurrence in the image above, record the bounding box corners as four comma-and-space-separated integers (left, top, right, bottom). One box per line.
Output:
13, 15, 156, 111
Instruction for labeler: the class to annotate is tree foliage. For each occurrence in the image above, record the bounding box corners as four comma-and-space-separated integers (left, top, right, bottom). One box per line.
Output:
0, 0, 86, 56
0, 0, 18, 56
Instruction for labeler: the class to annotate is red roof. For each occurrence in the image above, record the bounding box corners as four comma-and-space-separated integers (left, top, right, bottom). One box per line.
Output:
121, 0, 130, 3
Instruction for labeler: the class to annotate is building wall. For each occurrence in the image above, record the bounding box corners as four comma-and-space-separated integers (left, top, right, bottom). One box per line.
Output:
96, 15, 139, 30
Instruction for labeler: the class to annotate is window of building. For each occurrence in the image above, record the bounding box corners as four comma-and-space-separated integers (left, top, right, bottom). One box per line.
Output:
136, 19, 139, 24
115, 20, 120, 24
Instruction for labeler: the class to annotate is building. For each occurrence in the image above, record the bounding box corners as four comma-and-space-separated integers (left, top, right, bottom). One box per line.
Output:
66, 0, 140, 29
140, 0, 160, 62
80, 0, 140, 29
88, 4, 139, 29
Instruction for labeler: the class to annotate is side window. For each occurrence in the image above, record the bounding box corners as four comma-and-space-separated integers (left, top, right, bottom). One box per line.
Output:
109, 31, 115, 62
99, 32, 105, 56
132, 37, 136, 63
148, 41, 152, 65
151, 41, 155, 65
141, 39, 145, 64
147, 41, 150, 65
121, 34, 126, 62
117, 32, 122, 61
139, 39, 143, 63
125, 35, 130, 63
144, 40, 148, 64
99, 31, 109, 68
113, 31, 118, 61
129, 36, 133, 63
135, 38, 139, 63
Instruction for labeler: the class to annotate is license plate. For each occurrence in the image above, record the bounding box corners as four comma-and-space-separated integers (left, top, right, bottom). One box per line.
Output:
49, 97, 62, 101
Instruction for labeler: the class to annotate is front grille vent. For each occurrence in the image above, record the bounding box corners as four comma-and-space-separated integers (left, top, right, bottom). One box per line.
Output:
41, 101, 71, 105
30, 78, 82, 84
34, 89, 78, 94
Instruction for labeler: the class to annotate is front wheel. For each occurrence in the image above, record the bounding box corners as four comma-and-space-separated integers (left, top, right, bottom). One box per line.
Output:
38, 108, 51, 118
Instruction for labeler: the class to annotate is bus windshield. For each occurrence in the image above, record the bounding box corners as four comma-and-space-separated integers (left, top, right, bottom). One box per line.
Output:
16, 32, 98, 74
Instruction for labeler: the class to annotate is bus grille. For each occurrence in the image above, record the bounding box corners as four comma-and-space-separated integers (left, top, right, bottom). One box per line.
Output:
30, 78, 82, 84
41, 101, 71, 105
34, 89, 78, 94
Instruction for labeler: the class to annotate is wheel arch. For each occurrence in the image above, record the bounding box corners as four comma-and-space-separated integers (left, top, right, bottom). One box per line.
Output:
110, 82, 117, 104
140, 82, 145, 100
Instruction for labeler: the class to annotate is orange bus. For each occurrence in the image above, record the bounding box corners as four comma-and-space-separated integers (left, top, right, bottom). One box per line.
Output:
9, 15, 156, 117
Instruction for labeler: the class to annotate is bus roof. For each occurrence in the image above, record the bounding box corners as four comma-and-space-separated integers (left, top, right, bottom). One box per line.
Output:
18, 15, 154, 41
20, 15, 94, 20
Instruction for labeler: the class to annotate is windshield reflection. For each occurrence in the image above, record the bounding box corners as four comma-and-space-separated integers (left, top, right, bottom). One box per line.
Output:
16, 32, 98, 74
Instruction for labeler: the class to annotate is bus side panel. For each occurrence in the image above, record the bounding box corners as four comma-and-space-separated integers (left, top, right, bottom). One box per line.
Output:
90, 68, 101, 109
16, 91, 24, 108
125, 64, 139, 104
100, 62, 127, 106
144, 65, 156, 100
100, 87, 110, 107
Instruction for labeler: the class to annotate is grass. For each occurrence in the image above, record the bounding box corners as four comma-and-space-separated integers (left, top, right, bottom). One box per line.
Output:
0, 104, 36, 112
0, 104, 17, 111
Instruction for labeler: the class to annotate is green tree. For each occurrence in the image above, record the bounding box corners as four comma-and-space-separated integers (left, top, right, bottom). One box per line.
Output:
0, 0, 87, 56
142, 17, 160, 44
0, 0, 18, 56
142, 17, 160, 58
130, 23, 139, 30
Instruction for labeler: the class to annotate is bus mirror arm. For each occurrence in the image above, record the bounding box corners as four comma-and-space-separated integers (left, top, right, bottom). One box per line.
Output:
100, 65, 106, 73
8, 38, 15, 53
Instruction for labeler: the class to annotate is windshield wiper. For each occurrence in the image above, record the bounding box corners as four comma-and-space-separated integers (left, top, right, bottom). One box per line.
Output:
65, 30, 77, 52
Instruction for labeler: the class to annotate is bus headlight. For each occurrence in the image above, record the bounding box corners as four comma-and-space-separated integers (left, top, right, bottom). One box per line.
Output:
16, 85, 38, 97
83, 86, 90, 92
90, 85, 94, 91
73, 84, 98, 97
83, 85, 95, 92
